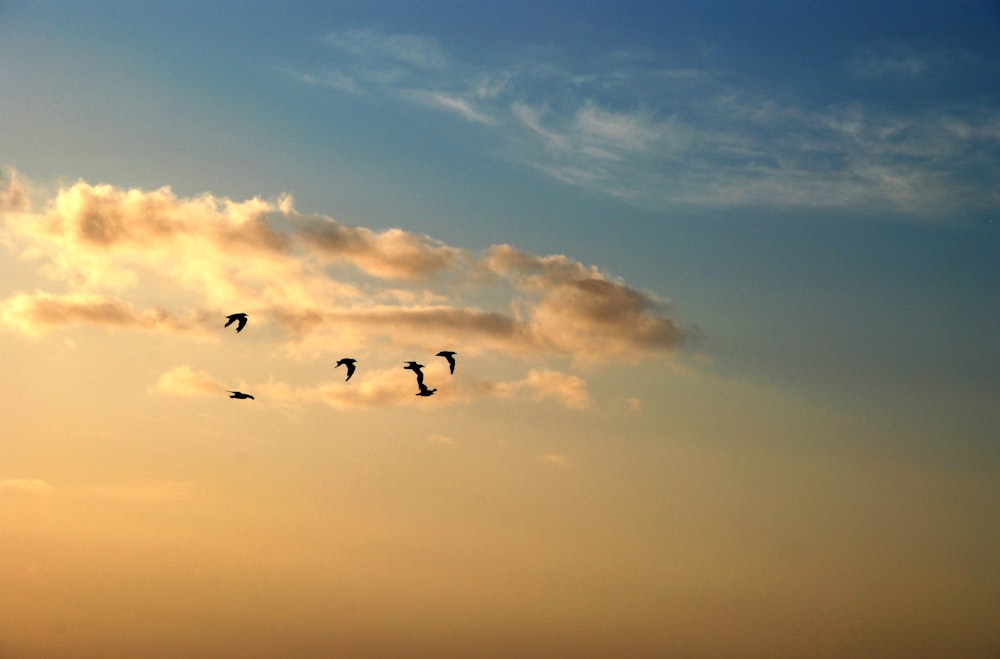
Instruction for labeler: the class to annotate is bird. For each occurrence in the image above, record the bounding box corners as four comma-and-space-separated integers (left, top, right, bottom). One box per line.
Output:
403, 361, 425, 373
403, 361, 426, 385
436, 351, 457, 374
415, 382, 437, 397
224, 313, 248, 332
228, 390, 254, 400
336, 358, 357, 381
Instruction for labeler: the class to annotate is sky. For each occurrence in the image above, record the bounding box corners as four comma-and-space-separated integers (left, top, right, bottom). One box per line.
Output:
1, 1, 998, 656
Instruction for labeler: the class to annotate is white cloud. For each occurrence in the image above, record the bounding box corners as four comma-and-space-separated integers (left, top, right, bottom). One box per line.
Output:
853, 45, 927, 80
574, 104, 663, 153
403, 90, 498, 125
325, 28, 447, 70
282, 67, 359, 94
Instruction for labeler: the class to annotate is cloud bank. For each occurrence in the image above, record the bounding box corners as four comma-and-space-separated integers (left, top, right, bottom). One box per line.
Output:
2, 171, 686, 408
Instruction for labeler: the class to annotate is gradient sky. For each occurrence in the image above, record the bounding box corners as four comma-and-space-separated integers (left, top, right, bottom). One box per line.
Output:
2, 2, 999, 657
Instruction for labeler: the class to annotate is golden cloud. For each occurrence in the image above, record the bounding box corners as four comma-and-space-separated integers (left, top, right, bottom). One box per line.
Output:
3, 171, 691, 408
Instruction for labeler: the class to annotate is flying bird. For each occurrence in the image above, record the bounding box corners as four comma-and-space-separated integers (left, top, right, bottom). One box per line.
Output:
415, 382, 437, 397
436, 351, 457, 374
224, 313, 248, 332
403, 361, 426, 384
336, 358, 357, 381
228, 390, 254, 400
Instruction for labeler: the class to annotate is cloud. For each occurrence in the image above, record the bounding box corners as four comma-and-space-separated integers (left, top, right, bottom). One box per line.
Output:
153, 365, 226, 397
1, 167, 30, 212
325, 28, 447, 70
538, 452, 570, 467
299, 214, 467, 280
574, 103, 665, 153
281, 67, 359, 94
490, 369, 592, 409
2, 172, 687, 368
485, 244, 683, 360
402, 90, 498, 125
286, 28, 1000, 215
153, 363, 591, 410
260, 366, 429, 409
0, 291, 206, 337
0, 478, 54, 494
853, 45, 927, 80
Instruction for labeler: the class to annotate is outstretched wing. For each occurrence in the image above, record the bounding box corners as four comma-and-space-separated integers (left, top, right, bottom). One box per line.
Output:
225, 313, 248, 332
437, 351, 456, 374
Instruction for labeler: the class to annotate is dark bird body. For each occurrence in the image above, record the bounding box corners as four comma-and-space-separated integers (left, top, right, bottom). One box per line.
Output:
415, 382, 437, 397
403, 361, 426, 386
228, 390, 254, 400
225, 313, 248, 332
436, 351, 457, 374
336, 358, 357, 381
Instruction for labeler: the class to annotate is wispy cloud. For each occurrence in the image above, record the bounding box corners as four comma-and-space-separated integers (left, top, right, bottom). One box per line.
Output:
402, 90, 498, 125
852, 44, 927, 80
325, 28, 448, 70
283, 29, 1000, 216
0, 166, 30, 213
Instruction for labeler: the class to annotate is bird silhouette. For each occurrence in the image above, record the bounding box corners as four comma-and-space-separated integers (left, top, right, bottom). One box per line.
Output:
336, 358, 357, 381
403, 361, 426, 385
415, 382, 437, 397
436, 351, 457, 374
228, 390, 254, 400
224, 313, 248, 332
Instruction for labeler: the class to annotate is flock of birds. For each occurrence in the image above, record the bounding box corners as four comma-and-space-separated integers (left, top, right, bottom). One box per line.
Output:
223, 312, 456, 401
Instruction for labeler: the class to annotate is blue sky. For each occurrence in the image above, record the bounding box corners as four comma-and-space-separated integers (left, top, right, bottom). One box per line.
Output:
1, 2, 999, 656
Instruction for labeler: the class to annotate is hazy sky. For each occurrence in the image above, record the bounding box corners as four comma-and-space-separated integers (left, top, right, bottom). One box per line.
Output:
2, 2, 998, 657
